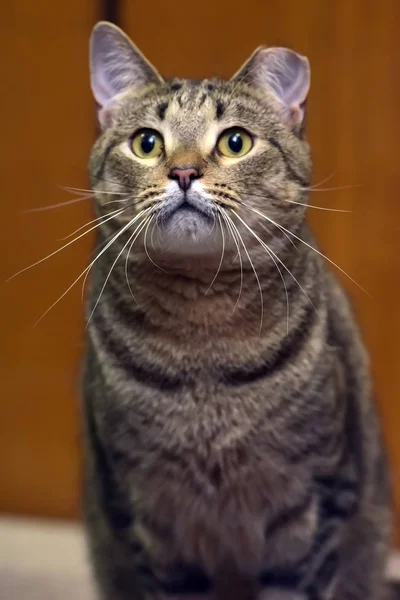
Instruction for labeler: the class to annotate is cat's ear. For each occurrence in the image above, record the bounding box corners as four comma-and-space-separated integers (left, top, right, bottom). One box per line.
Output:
232, 47, 310, 127
90, 21, 163, 128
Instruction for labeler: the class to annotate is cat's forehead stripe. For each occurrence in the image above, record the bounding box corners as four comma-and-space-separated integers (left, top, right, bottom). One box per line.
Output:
157, 102, 169, 120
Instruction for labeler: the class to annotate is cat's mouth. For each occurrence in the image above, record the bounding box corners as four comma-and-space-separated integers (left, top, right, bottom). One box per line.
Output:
159, 196, 214, 223
152, 193, 221, 254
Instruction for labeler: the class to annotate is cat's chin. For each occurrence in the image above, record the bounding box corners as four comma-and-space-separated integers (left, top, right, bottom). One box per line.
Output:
151, 208, 223, 257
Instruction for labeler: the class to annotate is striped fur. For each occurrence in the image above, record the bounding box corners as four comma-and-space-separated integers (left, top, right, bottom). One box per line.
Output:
82, 23, 392, 600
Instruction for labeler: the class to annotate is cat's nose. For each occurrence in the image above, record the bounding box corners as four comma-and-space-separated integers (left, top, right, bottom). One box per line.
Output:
169, 167, 200, 191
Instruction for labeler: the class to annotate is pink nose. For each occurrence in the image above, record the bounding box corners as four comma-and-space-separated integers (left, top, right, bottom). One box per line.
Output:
169, 167, 200, 191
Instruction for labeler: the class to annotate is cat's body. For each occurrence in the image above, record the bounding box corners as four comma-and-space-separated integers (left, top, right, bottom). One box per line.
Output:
82, 22, 391, 600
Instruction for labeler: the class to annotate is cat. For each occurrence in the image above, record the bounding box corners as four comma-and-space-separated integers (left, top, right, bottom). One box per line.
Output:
82, 21, 392, 600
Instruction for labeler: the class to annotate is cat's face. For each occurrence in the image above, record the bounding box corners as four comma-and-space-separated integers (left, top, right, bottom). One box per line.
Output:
89, 23, 311, 264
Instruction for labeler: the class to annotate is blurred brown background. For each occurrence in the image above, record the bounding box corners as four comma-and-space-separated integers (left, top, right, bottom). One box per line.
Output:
1, 0, 399, 544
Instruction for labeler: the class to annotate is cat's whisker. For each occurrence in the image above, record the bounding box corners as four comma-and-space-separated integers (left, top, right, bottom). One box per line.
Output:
143, 215, 168, 273
205, 212, 218, 238
103, 198, 131, 205
62, 186, 129, 196
205, 213, 226, 296
239, 201, 371, 297
232, 211, 315, 327
125, 218, 151, 306
60, 207, 126, 240
220, 209, 244, 316
92, 174, 164, 195
6, 207, 128, 283
22, 193, 95, 213
231, 212, 291, 329
34, 209, 150, 327
240, 191, 351, 213
226, 215, 264, 335
85, 210, 154, 325
81, 209, 152, 303
307, 171, 337, 189
300, 184, 360, 193
259, 221, 298, 252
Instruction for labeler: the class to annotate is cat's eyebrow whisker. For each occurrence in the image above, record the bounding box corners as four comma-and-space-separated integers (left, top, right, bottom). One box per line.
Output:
6, 208, 127, 282
220, 209, 244, 315
60, 207, 127, 240
239, 201, 371, 297
226, 214, 264, 335
86, 211, 154, 326
205, 213, 226, 295
232, 211, 314, 327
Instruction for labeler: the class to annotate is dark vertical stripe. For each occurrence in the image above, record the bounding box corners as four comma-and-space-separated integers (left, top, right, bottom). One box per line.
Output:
102, 0, 120, 25
268, 137, 308, 187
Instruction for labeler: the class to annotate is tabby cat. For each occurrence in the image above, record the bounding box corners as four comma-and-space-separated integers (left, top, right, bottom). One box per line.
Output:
83, 21, 392, 600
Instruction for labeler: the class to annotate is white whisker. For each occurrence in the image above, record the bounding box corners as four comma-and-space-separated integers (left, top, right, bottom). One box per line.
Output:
240, 202, 370, 297
124, 212, 158, 304
259, 220, 298, 252
220, 209, 244, 315
86, 212, 153, 326
6, 208, 127, 282
301, 185, 360, 193
232, 212, 291, 332
81, 209, 151, 302
22, 193, 94, 213
61, 185, 128, 196
205, 213, 226, 295
34, 211, 150, 327
242, 191, 351, 213
143, 216, 167, 272
227, 215, 264, 335
307, 172, 337, 189
283, 198, 351, 212
60, 207, 126, 240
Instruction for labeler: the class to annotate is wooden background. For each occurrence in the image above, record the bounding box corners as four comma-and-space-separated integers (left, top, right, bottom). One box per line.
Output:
1, 0, 399, 542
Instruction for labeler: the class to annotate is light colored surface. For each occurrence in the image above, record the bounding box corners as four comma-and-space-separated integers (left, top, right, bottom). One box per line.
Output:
0, 517, 95, 600
0, 516, 399, 599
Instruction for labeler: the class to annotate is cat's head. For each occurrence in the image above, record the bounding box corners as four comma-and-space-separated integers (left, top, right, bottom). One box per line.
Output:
88, 22, 311, 263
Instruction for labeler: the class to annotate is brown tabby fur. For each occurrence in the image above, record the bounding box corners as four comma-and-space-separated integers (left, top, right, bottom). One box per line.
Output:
82, 22, 392, 600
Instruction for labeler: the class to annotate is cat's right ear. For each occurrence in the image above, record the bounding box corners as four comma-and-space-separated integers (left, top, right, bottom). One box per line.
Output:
90, 21, 163, 129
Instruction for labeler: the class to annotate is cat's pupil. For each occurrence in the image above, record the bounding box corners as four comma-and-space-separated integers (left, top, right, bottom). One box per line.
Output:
228, 133, 243, 153
141, 134, 156, 154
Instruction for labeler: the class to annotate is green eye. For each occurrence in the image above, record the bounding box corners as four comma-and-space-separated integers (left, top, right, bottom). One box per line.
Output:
130, 129, 164, 159
217, 128, 253, 158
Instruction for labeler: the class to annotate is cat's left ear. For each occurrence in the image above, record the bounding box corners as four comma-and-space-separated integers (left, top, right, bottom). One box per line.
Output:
232, 47, 310, 128
90, 21, 163, 128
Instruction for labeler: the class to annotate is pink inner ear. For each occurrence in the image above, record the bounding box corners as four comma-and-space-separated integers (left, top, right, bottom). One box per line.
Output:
98, 106, 114, 130
289, 103, 305, 126
248, 47, 310, 126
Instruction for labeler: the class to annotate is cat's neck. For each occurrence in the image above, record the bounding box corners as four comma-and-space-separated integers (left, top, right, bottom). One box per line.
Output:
89, 224, 322, 339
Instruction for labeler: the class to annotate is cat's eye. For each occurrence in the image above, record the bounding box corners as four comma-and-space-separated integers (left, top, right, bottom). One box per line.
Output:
130, 129, 164, 159
216, 128, 253, 158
